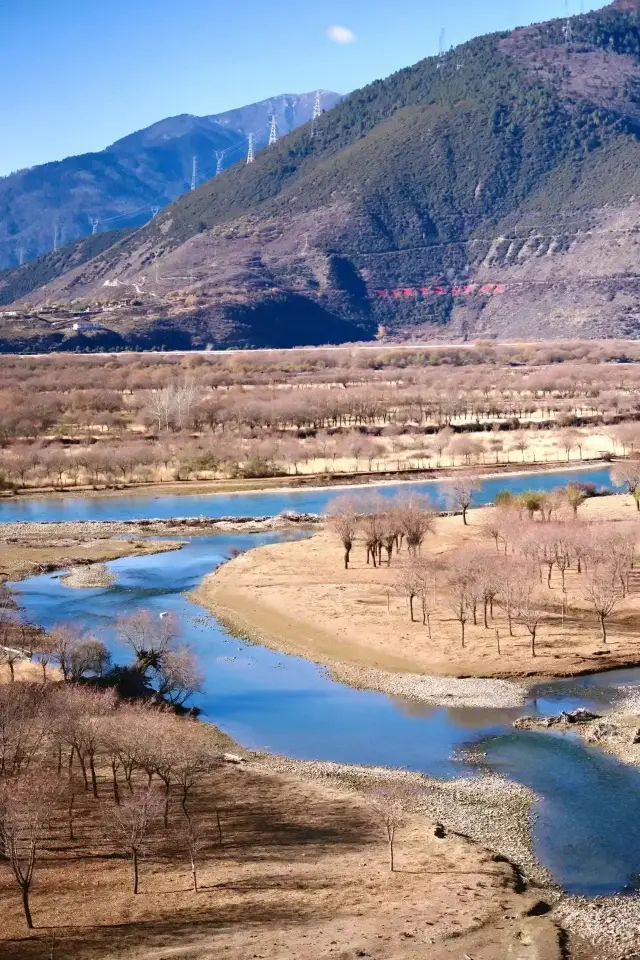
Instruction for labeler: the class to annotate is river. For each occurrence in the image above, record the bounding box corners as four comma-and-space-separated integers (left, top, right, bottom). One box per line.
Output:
0, 464, 617, 523
6, 464, 640, 898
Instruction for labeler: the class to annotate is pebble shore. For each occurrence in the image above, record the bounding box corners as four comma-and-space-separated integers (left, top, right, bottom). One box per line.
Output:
255, 754, 640, 958
256, 754, 546, 886
333, 663, 527, 708
61, 563, 117, 588
0, 513, 320, 544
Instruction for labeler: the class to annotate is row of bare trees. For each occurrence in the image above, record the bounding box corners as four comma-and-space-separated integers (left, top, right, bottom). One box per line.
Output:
327, 483, 636, 653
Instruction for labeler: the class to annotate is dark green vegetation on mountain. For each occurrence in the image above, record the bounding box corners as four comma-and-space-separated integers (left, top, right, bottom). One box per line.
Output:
5, 1, 640, 351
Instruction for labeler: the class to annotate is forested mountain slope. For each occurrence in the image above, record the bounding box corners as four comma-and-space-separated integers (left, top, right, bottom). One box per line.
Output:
5, 0, 640, 351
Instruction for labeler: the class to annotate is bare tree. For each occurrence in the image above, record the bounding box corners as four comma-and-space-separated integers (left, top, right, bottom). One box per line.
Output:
480, 511, 505, 554
394, 494, 435, 555
33, 635, 55, 683
360, 495, 387, 567
512, 583, 545, 657
50, 624, 83, 681
0, 775, 59, 928
103, 788, 162, 894
582, 564, 622, 644
178, 814, 206, 893
0, 684, 50, 780
117, 609, 179, 671
0, 647, 23, 682
154, 646, 204, 708
54, 687, 116, 798
368, 787, 413, 872
326, 495, 360, 569
612, 461, 640, 511
394, 562, 420, 622
444, 555, 476, 646
446, 477, 481, 525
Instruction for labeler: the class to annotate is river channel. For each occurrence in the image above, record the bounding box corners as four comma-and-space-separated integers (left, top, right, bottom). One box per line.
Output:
6, 464, 640, 898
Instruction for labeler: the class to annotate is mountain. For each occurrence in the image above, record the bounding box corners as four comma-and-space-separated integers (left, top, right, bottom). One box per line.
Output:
0, 91, 342, 270
6, 1, 640, 351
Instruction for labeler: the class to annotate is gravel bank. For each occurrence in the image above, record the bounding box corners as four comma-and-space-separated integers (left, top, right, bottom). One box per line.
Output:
0, 513, 320, 543
256, 754, 547, 886
556, 896, 640, 959
61, 563, 117, 588
332, 663, 527, 708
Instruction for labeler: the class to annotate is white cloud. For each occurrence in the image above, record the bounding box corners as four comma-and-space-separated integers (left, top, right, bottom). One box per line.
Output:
327, 24, 357, 45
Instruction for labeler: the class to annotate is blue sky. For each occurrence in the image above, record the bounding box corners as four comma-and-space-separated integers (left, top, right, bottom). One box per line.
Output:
1, 0, 606, 177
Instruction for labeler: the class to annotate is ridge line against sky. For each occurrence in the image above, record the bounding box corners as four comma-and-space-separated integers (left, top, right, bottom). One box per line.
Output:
1, 0, 605, 177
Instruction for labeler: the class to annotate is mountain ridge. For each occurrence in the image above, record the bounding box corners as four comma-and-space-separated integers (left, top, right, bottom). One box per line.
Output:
0, 91, 342, 271
5, 2, 640, 350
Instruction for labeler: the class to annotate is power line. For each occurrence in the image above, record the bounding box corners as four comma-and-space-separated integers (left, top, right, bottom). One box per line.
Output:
190, 156, 199, 191
247, 132, 255, 164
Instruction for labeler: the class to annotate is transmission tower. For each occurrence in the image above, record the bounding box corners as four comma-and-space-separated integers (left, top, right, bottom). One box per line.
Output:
18, 247, 24, 266
311, 89, 322, 138
313, 90, 322, 121
269, 114, 278, 145
246, 133, 255, 164
437, 28, 446, 69
53, 220, 59, 252
89, 217, 100, 235
191, 156, 199, 191
563, 0, 572, 43
151, 206, 160, 218
215, 151, 224, 175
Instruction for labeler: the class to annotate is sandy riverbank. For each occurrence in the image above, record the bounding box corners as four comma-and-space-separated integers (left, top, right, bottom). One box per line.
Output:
193, 495, 640, 688
250, 753, 640, 960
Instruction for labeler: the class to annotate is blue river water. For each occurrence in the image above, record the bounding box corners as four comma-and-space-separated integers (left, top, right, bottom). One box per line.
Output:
6, 465, 640, 897
0, 465, 618, 523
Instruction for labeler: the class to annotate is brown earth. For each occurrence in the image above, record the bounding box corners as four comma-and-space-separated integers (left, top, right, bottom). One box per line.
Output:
0, 759, 562, 960
0, 538, 183, 584
196, 494, 640, 682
